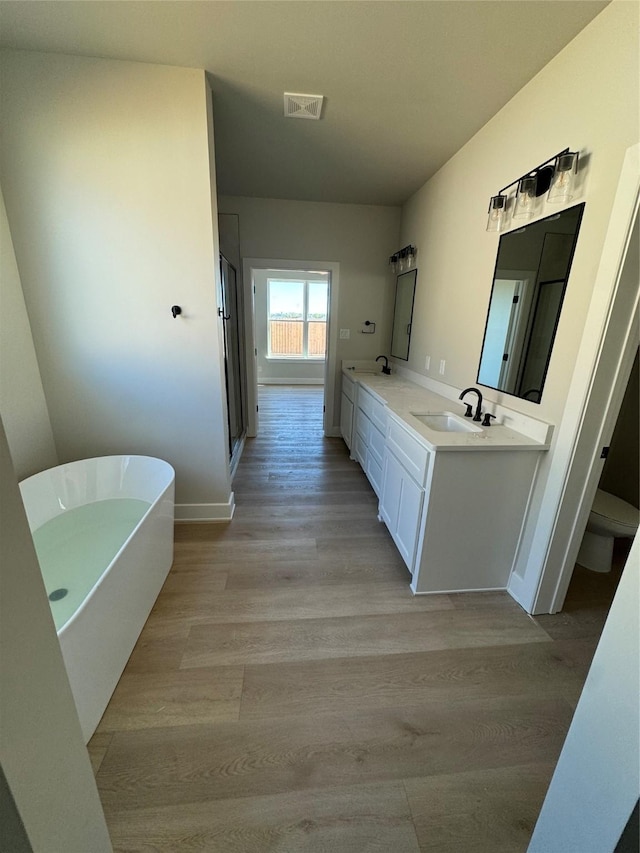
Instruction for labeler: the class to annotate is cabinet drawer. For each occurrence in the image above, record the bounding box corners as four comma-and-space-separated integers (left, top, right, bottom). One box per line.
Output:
386, 417, 430, 485
358, 387, 387, 434
355, 408, 370, 443
368, 422, 385, 469
353, 430, 368, 469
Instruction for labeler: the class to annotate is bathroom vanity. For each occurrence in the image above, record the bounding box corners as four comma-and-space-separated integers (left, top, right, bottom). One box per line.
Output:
342, 368, 551, 594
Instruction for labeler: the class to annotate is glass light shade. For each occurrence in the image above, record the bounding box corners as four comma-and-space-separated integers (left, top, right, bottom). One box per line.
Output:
548, 152, 578, 204
513, 175, 537, 219
406, 246, 416, 268
389, 255, 398, 274
486, 195, 507, 232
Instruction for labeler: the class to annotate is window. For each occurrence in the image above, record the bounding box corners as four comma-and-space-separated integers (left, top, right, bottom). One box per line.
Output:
267, 278, 328, 359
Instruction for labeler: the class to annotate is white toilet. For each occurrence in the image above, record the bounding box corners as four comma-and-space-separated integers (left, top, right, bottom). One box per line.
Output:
577, 488, 639, 573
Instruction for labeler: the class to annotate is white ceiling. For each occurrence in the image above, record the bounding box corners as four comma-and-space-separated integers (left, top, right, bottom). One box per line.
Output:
0, 1, 609, 206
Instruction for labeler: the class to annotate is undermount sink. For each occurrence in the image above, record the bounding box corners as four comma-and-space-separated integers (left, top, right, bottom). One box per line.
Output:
411, 412, 482, 433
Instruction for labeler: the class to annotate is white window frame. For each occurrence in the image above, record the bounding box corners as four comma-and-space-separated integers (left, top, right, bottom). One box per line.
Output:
267, 278, 327, 360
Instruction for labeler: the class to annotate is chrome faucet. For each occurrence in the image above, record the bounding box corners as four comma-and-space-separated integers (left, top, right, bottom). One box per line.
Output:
376, 355, 391, 375
459, 387, 483, 421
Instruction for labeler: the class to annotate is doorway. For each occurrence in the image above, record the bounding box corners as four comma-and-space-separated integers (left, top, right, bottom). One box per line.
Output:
516, 143, 639, 615
549, 349, 638, 620
242, 258, 340, 439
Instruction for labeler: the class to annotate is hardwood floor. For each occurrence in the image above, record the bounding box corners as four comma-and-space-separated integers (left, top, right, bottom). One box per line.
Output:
91, 385, 616, 852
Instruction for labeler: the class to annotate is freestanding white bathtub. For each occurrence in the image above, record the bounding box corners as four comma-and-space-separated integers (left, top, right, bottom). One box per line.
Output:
19, 455, 175, 742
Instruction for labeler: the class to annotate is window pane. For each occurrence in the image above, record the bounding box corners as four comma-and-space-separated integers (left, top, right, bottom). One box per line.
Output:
308, 281, 328, 321
308, 321, 327, 357
268, 280, 304, 320
270, 320, 303, 356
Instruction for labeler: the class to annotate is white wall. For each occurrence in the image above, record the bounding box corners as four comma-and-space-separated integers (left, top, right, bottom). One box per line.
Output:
218, 195, 401, 426
0, 416, 112, 852
0, 50, 232, 519
528, 536, 639, 852
397, 1, 639, 608
0, 188, 58, 479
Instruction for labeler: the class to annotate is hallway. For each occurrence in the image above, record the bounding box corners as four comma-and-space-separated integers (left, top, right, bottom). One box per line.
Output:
90, 386, 605, 852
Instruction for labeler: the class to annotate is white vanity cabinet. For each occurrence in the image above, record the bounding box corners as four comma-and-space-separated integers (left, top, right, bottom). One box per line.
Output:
341, 370, 548, 594
410, 446, 540, 594
340, 373, 356, 450
352, 385, 387, 498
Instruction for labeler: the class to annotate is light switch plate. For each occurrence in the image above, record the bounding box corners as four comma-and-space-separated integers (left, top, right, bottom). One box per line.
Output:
439, 359, 446, 375
425, 355, 431, 370
340, 329, 350, 339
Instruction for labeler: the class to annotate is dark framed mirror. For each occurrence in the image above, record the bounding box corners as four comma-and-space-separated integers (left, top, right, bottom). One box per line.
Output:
477, 203, 585, 403
390, 269, 417, 360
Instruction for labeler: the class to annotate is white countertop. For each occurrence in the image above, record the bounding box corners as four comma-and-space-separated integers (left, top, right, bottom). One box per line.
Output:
345, 369, 550, 452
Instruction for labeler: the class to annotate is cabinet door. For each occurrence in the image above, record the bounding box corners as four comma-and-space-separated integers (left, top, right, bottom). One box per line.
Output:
340, 392, 354, 450
379, 448, 402, 531
380, 449, 424, 573
366, 453, 383, 498
394, 471, 424, 571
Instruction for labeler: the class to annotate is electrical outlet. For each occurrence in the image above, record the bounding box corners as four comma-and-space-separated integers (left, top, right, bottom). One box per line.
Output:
439, 359, 446, 375
424, 355, 431, 370
339, 329, 350, 339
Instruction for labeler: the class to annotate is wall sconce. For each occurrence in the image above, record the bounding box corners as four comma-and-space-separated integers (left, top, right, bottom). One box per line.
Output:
486, 195, 507, 232
548, 151, 578, 203
389, 244, 416, 273
513, 175, 537, 220
486, 148, 579, 232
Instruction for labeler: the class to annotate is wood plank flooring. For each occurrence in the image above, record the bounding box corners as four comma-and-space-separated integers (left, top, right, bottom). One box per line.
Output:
91, 385, 618, 852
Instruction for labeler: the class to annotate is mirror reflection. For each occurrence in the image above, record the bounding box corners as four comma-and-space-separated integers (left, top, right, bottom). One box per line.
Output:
391, 269, 417, 361
477, 203, 585, 403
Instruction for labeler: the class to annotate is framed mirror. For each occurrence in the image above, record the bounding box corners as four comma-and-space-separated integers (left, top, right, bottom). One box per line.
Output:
477, 203, 585, 403
391, 269, 417, 361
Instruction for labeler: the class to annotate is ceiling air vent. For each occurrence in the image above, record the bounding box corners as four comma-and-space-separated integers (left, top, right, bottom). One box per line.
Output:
284, 92, 324, 120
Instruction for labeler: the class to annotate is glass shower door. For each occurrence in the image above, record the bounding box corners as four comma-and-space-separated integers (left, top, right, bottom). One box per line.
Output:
219, 254, 246, 460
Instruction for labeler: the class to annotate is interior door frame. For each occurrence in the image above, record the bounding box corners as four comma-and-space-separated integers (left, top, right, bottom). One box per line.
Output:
508, 143, 640, 614
241, 258, 340, 437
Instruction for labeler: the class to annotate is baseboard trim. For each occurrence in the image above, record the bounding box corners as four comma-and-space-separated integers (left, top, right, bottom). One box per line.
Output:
258, 378, 324, 385
175, 494, 235, 522
411, 585, 507, 596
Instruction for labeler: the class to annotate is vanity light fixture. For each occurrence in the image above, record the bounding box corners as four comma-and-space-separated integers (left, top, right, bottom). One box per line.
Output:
513, 175, 537, 220
547, 151, 579, 203
389, 244, 416, 273
486, 195, 508, 232
486, 148, 579, 232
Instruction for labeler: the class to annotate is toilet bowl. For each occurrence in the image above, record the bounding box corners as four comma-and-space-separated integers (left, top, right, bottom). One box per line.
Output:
577, 488, 639, 573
